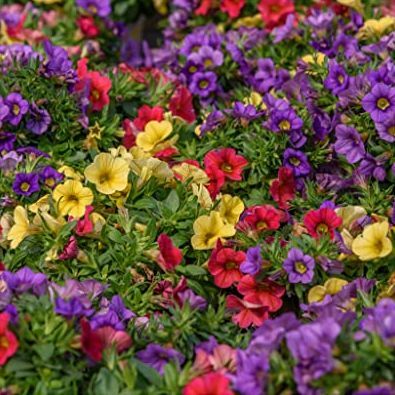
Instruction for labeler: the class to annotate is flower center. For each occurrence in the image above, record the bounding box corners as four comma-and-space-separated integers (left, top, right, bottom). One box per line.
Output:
99, 173, 110, 183
279, 120, 291, 131
88, 5, 98, 14
377, 97, 390, 110
12, 104, 20, 116
256, 221, 267, 231
225, 261, 237, 270
45, 178, 55, 187
374, 239, 384, 254
199, 80, 209, 89
295, 261, 307, 274
204, 59, 213, 68
0, 335, 9, 348
289, 157, 300, 166
316, 223, 328, 234
67, 194, 79, 202
221, 163, 233, 173
337, 74, 344, 84
189, 66, 197, 73
92, 90, 100, 100
388, 126, 395, 136
270, 5, 279, 12
20, 182, 30, 192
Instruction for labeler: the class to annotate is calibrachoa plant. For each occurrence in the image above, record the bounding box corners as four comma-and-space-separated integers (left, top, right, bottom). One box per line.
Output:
0, 0, 395, 394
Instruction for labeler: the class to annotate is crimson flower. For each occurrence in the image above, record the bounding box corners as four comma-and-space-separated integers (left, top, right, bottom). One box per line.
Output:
241, 205, 282, 232
258, 0, 295, 30
183, 372, 235, 395
157, 233, 183, 271
122, 119, 138, 149
195, 0, 213, 15
304, 207, 342, 240
0, 313, 18, 366
77, 16, 99, 38
270, 167, 296, 209
226, 295, 268, 328
133, 104, 164, 131
74, 206, 94, 236
220, 0, 246, 19
169, 86, 196, 124
58, 236, 79, 261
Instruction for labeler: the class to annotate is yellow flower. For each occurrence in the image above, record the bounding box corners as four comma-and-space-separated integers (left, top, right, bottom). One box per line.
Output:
84, 153, 129, 195
29, 195, 51, 214
337, 0, 363, 13
308, 278, 348, 304
136, 120, 173, 152
191, 184, 213, 209
234, 14, 262, 28
191, 211, 236, 250
58, 165, 83, 181
352, 221, 393, 261
357, 17, 395, 39
335, 206, 367, 230
7, 206, 39, 249
172, 163, 210, 185
243, 91, 266, 110
153, 0, 168, 15
53, 180, 93, 218
130, 158, 174, 187
218, 195, 245, 225
34, 0, 62, 3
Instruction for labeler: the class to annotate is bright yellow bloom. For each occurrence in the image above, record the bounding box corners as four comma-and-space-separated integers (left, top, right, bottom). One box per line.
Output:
337, 0, 363, 13
130, 158, 174, 187
84, 153, 129, 195
172, 163, 210, 185
218, 195, 245, 225
58, 165, 83, 181
301, 52, 326, 66
191, 211, 236, 250
335, 206, 367, 230
357, 17, 395, 39
136, 120, 173, 152
234, 14, 262, 28
153, 0, 168, 15
191, 184, 213, 209
352, 221, 393, 261
53, 180, 93, 218
7, 206, 39, 249
29, 195, 51, 214
308, 278, 348, 304
34, 0, 62, 4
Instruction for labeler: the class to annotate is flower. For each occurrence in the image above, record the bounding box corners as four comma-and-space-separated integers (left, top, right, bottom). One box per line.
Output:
375, 117, 395, 143
283, 248, 315, 284
352, 221, 392, 261
183, 372, 235, 395
189, 71, 217, 98
169, 86, 196, 124
218, 194, 244, 225
26, 103, 51, 135
7, 206, 39, 249
269, 167, 295, 209
157, 233, 183, 271
77, 16, 99, 38
0, 312, 18, 366
39, 166, 64, 189
134, 105, 164, 131
136, 120, 173, 152
53, 180, 94, 218
334, 125, 365, 164
208, 245, 245, 288
137, 343, 185, 375
258, 0, 295, 30
191, 211, 236, 250
283, 148, 311, 177
304, 208, 342, 240
84, 153, 129, 195
307, 278, 348, 304
4, 93, 29, 126
324, 60, 349, 95
76, 0, 111, 17
241, 205, 281, 232
226, 295, 268, 328
240, 245, 262, 275
12, 173, 40, 197
362, 83, 395, 123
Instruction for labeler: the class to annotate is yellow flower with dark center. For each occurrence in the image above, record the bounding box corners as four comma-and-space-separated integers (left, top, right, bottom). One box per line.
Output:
191, 211, 236, 250
357, 17, 395, 39
53, 180, 93, 218
218, 195, 245, 225
308, 278, 349, 304
84, 153, 129, 195
7, 206, 40, 249
136, 120, 173, 152
352, 221, 393, 261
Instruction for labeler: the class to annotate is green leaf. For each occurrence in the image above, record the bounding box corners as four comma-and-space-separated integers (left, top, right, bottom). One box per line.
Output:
164, 190, 180, 213
177, 265, 206, 277
33, 344, 55, 361
91, 368, 120, 395
131, 358, 162, 386
108, 229, 124, 244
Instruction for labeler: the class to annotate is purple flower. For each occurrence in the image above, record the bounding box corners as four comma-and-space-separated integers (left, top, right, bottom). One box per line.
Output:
0, 151, 22, 171
43, 40, 75, 81
267, 108, 303, 134
283, 248, 315, 284
4, 304, 18, 326
240, 245, 262, 275
358, 154, 387, 181
196, 336, 218, 353
283, 148, 311, 177
55, 297, 93, 319
76, 0, 111, 17
189, 71, 217, 98
13, 172, 40, 197
188, 45, 223, 69
362, 83, 395, 123
137, 344, 185, 375
231, 102, 260, 122
3, 267, 48, 295
0, 131, 15, 152
375, 117, 395, 143
354, 386, 394, 395
177, 289, 207, 310
4, 93, 29, 126
334, 125, 365, 164
0, 97, 10, 126
39, 166, 63, 189
108, 295, 136, 322
324, 61, 349, 95
272, 14, 295, 44
199, 110, 225, 135
26, 103, 51, 135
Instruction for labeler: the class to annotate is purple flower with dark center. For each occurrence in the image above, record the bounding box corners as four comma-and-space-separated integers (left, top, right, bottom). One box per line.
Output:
334, 124, 365, 164
181, 59, 203, 79
188, 45, 223, 69
4, 93, 29, 126
13, 172, 40, 197
272, 14, 295, 44
199, 110, 225, 135
39, 166, 63, 189
55, 297, 93, 319
240, 245, 262, 275
358, 154, 386, 181
362, 83, 395, 123
43, 40, 75, 81
180, 32, 209, 56
0, 97, 10, 126
76, 0, 111, 17
3, 267, 48, 295
375, 116, 395, 143
324, 61, 349, 95
267, 109, 304, 144
231, 102, 260, 122
0, 131, 16, 152
283, 148, 311, 177
137, 344, 185, 375
283, 248, 315, 284
26, 103, 51, 135
0, 151, 22, 171
189, 71, 217, 98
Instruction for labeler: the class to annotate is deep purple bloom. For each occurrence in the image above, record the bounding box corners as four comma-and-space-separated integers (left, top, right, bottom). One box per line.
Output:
0, 131, 16, 152
231, 102, 260, 122
189, 71, 217, 98
4, 304, 18, 325
39, 166, 63, 189
362, 83, 395, 123
43, 40, 75, 81
240, 245, 262, 275
4, 93, 29, 126
76, 0, 111, 17
199, 110, 225, 135
283, 248, 315, 284
26, 103, 51, 135
0, 97, 10, 126
375, 117, 395, 143
334, 125, 365, 164
358, 154, 387, 181
13, 172, 40, 197
267, 108, 303, 134
324, 61, 349, 95
188, 45, 223, 69
272, 14, 295, 43
108, 295, 136, 322
283, 148, 311, 177
177, 289, 207, 310
55, 297, 93, 319
3, 267, 48, 295
354, 386, 394, 395
0, 151, 22, 171
137, 344, 185, 374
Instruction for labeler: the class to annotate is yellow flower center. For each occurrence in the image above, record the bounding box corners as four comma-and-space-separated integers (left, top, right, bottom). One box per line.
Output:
0, 335, 9, 349
199, 80, 209, 89
92, 90, 100, 100
316, 223, 329, 234
204, 59, 213, 68
204, 233, 215, 244
12, 104, 20, 116
20, 182, 30, 192
189, 66, 197, 73
289, 157, 300, 166
45, 178, 55, 187
338, 75, 344, 84
279, 120, 291, 131
88, 5, 98, 13
388, 126, 395, 136
99, 173, 110, 183
67, 194, 79, 202
295, 261, 307, 274
225, 261, 237, 270
377, 97, 390, 110
221, 164, 233, 173
256, 221, 267, 231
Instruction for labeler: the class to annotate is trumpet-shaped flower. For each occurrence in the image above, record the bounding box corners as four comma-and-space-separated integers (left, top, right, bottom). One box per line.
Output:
308, 278, 349, 304
53, 180, 93, 218
191, 211, 236, 250
136, 120, 173, 152
352, 221, 393, 261
218, 195, 244, 225
7, 206, 39, 249
84, 153, 129, 195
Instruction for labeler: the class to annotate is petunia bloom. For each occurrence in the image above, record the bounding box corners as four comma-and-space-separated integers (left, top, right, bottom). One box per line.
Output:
157, 233, 183, 271
0, 312, 18, 366
283, 248, 315, 284
304, 208, 342, 240
183, 372, 235, 395
226, 295, 268, 328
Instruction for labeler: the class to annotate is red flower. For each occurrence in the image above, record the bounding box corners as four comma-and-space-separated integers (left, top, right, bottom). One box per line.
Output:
195, 0, 213, 16
58, 236, 79, 261
122, 119, 138, 149
157, 233, 183, 271
0, 313, 18, 366
205, 165, 226, 199
77, 16, 99, 38
208, 244, 245, 288
75, 58, 111, 111
133, 105, 164, 131
226, 295, 268, 328
237, 275, 284, 312
258, 0, 295, 30
241, 205, 282, 232
169, 86, 196, 124
304, 207, 342, 240
183, 372, 235, 395
220, 0, 245, 19
154, 146, 179, 161
270, 167, 296, 209
74, 206, 94, 236
204, 148, 248, 182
